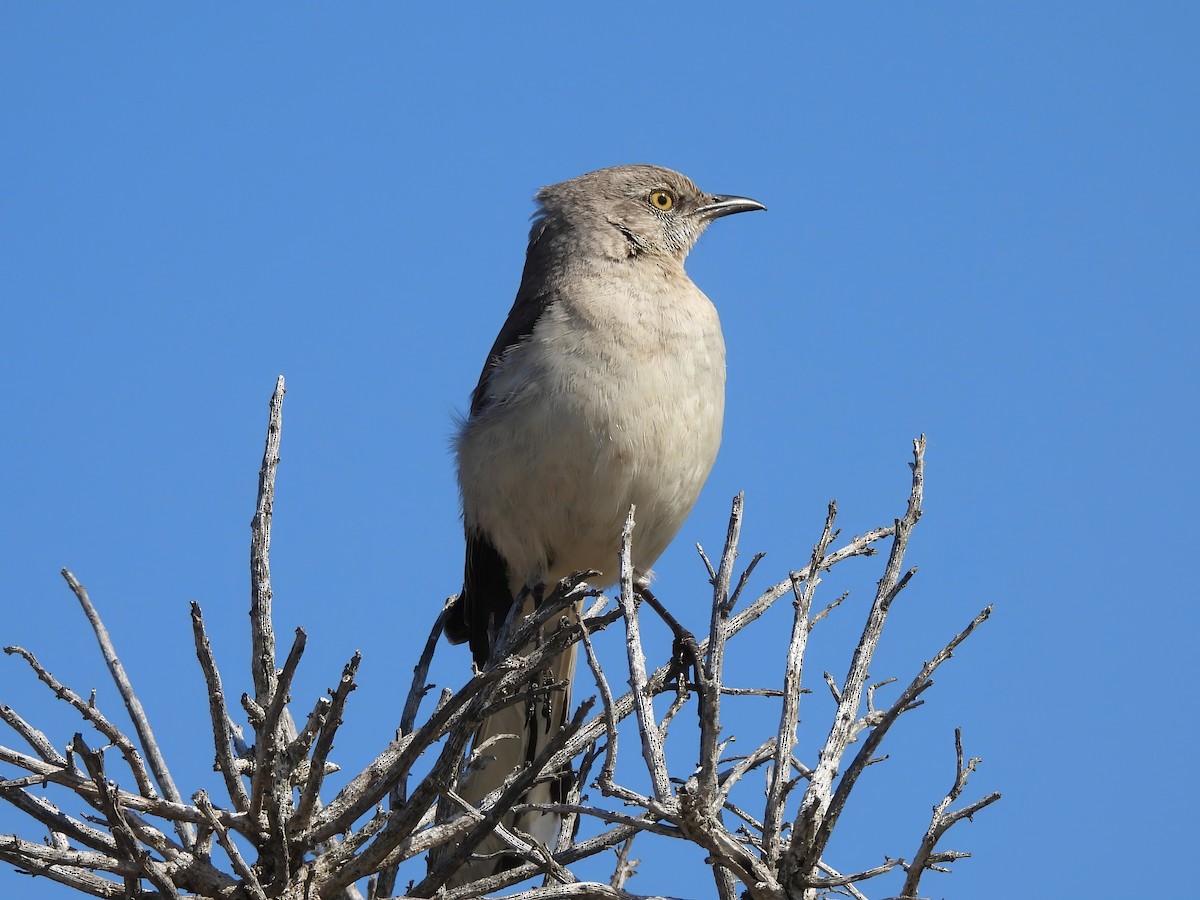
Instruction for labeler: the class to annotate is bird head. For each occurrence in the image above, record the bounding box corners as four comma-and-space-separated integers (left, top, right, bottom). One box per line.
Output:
532, 164, 765, 262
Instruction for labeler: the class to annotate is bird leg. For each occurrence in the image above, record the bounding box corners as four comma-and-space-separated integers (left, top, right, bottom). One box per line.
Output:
636, 585, 705, 692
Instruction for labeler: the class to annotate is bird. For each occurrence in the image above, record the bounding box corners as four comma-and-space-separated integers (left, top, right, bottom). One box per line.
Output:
442, 164, 764, 883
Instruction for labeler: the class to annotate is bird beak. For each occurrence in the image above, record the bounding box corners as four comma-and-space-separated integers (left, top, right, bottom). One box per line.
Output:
696, 194, 767, 221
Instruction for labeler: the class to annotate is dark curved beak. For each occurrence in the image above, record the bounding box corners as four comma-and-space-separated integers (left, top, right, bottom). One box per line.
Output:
696, 193, 767, 221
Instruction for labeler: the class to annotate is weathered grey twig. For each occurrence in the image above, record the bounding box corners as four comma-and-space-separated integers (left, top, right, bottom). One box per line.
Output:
728, 525, 895, 645
0, 786, 117, 855
539, 524, 902, 810
580, 621, 638, 804
763, 503, 836, 867
727, 551, 765, 614
190, 601, 251, 813
609, 835, 638, 889
813, 861, 869, 900
717, 737, 778, 804
235, 374, 289, 888
805, 857, 900, 888
616, 507, 671, 805
441, 823, 642, 900
3, 645, 157, 800
401, 597, 455, 739
74, 732, 180, 899
61, 568, 195, 847
292, 651, 361, 831
785, 437, 927, 886
516, 804, 681, 840
285, 694, 330, 769
196, 788, 266, 900
486, 884, 685, 900
371, 599, 454, 900
899, 728, 1001, 897
247, 625, 306, 832
270, 628, 307, 736
817, 604, 994, 865
410, 700, 595, 897
320, 700, 484, 892
0, 835, 130, 898
249, 375, 285, 716
809, 590, 850, 631
312, 579, 603, 845
0, 702, 67, 767
0, 743, 242, 832
697, 493, 745, 805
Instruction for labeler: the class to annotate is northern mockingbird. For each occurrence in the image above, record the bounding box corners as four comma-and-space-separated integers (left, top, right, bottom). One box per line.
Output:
443, 164, 764, 883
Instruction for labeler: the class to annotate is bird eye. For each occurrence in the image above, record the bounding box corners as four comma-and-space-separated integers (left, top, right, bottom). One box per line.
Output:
648, 190, 674, 211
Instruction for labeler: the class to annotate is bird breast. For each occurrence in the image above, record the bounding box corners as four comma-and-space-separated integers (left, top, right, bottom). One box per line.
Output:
457, 271, 726, 590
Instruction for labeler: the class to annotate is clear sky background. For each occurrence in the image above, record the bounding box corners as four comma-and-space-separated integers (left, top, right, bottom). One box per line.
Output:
2, 4, 1196, 899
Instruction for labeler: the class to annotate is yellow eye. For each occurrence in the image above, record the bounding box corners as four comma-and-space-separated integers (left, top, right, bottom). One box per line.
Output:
648, 189, 674, 211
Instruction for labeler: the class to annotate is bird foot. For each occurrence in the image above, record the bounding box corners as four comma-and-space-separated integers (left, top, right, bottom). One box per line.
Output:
636, 585, 703, 691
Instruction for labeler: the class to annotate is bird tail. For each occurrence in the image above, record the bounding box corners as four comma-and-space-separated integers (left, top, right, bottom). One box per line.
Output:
443, 596, 579, 887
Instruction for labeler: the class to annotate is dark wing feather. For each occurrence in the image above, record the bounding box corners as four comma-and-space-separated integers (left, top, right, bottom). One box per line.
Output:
447, 528, 513, 666
470, 212, 556, 415
450, 217, 558, 662
468, 288, 556, 416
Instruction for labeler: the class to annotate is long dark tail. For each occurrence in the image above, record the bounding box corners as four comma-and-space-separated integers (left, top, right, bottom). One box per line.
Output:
443, 590, 577, 886
441, 526, 578, 885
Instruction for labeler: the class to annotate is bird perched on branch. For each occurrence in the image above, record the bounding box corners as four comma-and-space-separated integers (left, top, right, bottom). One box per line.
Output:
443, 164, 764, 883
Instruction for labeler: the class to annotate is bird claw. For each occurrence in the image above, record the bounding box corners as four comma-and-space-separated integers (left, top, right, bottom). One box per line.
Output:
670, 636, 701, 692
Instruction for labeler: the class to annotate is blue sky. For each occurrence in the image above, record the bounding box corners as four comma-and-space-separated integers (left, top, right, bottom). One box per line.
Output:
2, 4, 1196, 898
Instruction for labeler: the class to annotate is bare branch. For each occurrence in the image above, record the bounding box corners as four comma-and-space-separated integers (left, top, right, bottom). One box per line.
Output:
438, 822, 643, 899
190, 601, 250, 813
73, 732, 180, 899
515, 804, 681, 840
696, 543, 717, 583
401, 597, 454, 739
727, 524, 896, 644
292, 651, 361, 831
0, 785, 118, 854
409, 700, 595, 897
580, 622, 633, 805
3, 645, 158, 800
313, 580, 604, 845
61, 568, 195, 847
806, 856, 900, 887
785, 436, 927, 886
0, 835, 130, 898
814, 861, 869, 900
249, 374, 285, 713
196, 788, 266, 900
1, 742, 245, 834
369, 596, 456, 900
610, 835, 638, 889
490, 884, 686, 900
900, 728, 1001, 897
819, 605, 995, 860
727, 551, 765, 614
0, 702, 67, 766
697, 493, 745, 805
809, 590, 850, 631
616, 507, 671, 805
763, 502, 836, 867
